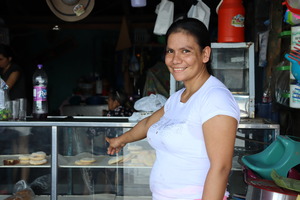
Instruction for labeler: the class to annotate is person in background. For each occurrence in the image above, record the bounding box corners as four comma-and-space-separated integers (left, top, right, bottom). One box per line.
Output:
0, 43, 26, 100
0, 43, 29, 183
106, 18, 240, 200
104, 89, 134, 117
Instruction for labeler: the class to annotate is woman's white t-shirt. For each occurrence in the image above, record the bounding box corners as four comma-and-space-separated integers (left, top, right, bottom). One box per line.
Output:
147, 76, 240, 200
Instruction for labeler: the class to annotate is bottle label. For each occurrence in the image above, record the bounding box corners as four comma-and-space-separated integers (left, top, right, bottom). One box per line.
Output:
231, 14, 245, 27
33, 86, 47, 101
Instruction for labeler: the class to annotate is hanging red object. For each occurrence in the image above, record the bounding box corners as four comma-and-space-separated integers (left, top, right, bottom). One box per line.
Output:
217, 0, 245, 43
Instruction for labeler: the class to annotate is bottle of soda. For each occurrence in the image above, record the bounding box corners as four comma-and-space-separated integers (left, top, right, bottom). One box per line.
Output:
32, 64, 48, 120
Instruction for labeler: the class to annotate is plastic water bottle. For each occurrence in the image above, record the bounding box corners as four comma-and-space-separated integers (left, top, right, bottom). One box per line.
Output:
32, 64, 48, 120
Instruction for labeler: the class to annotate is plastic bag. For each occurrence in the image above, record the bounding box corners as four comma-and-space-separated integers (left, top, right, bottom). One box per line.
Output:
153, 0, 174, 35
134, 94, 167, 112
128, 111, 153, 121
30, 174, 51, 195
187, 0, 210, 29
273, 61, 290, 106
0, 77, 11, 121
258, 30, 269, 67
4, 180, 35, 200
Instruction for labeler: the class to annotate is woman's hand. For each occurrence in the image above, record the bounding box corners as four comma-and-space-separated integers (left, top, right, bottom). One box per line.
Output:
105, 107, 165, 155
106, 136, 126, 155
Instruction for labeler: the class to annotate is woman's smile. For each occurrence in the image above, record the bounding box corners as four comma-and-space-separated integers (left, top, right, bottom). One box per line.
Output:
173, 67, 187, 72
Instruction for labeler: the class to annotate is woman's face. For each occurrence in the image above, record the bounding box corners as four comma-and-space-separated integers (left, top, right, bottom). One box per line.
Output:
0, 54, 11, 69
165, 32, 210, 83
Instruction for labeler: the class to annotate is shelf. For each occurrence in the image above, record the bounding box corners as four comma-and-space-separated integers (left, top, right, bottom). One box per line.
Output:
59, 153, 153, 169
211, 67, 249, 70
211, 42, 253, 48
0, 153, 153, 169
0, 194, 152, 200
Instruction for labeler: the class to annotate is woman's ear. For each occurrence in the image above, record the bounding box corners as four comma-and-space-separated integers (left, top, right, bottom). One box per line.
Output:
202, 46, 211, 64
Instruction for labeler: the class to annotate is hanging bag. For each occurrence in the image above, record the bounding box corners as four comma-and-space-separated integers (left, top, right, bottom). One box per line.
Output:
187, 0, 211, 29
153, 0, 174, 35
134, 94, 167, 112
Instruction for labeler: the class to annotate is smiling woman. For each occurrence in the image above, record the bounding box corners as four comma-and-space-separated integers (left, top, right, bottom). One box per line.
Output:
105, 18, 240, 200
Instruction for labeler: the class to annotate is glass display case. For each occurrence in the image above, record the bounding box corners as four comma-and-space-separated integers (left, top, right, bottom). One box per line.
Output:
0, 117, 279, 200
170, 42, 255, 118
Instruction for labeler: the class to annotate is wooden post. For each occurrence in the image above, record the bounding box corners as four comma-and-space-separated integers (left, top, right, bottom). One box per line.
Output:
266, 0, 283, 78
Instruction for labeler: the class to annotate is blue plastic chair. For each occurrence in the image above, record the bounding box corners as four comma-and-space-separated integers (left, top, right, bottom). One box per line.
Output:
242, 135, 300, 180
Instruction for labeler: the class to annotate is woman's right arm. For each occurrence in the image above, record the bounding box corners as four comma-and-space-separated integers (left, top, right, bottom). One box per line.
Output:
106, 107, 164, 155
5, 71, 20, 89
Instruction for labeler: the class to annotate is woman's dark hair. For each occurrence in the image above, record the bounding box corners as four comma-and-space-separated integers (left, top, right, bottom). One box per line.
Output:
165, 18, 213, 75
0, 43, 14, 59
109, 89, 127, 106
